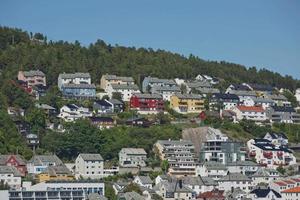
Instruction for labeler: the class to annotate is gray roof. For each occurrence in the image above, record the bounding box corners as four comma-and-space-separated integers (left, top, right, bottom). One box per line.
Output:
87, 193, 108, 200
35, 103, 55, 110
0, 166, 22, 176
23, 70, 45, 77
219, 173, 251, 182
121, 148, 147, 155
0, 155, 26, 165
62, 83, 96, 89
227, 160, 259, 167
173, 93, 203, 100
145, 77, 176, 85
79, 153, 103, 161
119, 191, 145, 200
251, 168, 282, 177
136, 176, 153, 184
103, 74, 134, 82
111, 84, 139, 90
153, 181, 193, 193
228, 90, 257, 96
267, 94, 288, 101
28, 155, 63, 165
59, 72, 91, 79
196, 87, 220, 94
182, 176, 217, 186
43, 165, 73, 176
250, 97, 275, 104
156, 140, 194, 146
186, 81, 212, 88
152, 85, 181, 92
133, 93, 162, 99
202, 161, 227, 170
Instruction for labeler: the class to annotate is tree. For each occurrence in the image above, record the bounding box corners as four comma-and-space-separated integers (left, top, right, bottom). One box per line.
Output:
105, 183, 117, 200
161, 160, 169, 173
123, 183, 143, 195
277, 166, 286, 175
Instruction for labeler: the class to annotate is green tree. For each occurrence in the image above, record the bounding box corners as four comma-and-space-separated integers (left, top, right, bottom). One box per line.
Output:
161, 160, 169, 173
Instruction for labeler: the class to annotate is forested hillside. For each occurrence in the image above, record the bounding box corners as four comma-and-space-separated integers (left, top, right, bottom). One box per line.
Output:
0, 26, 299, 91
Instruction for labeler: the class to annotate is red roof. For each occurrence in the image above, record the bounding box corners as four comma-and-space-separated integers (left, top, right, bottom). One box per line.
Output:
197, 189, 225, 199
237, 105, 265, 112
283, 180, 296, 184
291, 178, 300, 183
274, 181, 287, 186
282, 186, 300, 193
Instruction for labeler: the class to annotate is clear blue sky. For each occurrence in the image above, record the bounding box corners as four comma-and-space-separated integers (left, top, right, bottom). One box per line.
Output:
1, 0, 300, 79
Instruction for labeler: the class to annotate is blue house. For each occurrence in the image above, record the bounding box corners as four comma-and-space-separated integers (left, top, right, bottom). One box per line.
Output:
61, 83, 96, 98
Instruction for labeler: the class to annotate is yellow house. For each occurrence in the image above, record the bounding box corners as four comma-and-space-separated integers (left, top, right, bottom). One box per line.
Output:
170, 93, 205, 114
100, 74, 134, 90
36, 165, 74, 183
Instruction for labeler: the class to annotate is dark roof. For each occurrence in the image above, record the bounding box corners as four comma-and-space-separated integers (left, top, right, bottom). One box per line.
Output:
250, 188, 281, 198
89, 117, 114, 123
253, 142, 292, 153
212, 93, 239, 100
254, 138, 271, 143
79, 153, 103, 161
231, 84, 251, 91
267, 132, 288, 140
94, 100, 112, 107
65, 104, 79, 110
248, 83, 273, 92
271, 106, 295, 113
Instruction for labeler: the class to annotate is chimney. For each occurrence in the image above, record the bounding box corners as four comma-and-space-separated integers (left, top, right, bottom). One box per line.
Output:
178, 179, 183, 189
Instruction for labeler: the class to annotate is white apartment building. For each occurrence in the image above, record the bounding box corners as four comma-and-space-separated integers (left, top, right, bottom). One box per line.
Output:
58, 72, 91, 90
247, 139, 296, 168
154, 140, 197, 177
232, 105, 267, 123
75, 154, 104, 179
0, 166, 22, 189
195, 161, 228, 180
58, 104, 92, 122
106, 84, 140, 102
119, 148, 147, 167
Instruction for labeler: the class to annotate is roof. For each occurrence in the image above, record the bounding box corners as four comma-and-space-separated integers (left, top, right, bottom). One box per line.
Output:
282, 186, 300, 193
236, 105, 265, 112
65, 104, 79, 110
219, 173, 251, 182
151, 85, 181, 92
202, 161, 227, 170
186, 81, 212, 88
132, 93, 162, 99
248, 83, 273, 91
250, 188, 281, 198
173, 93, 202, 100
0, 166, 22, 177
0, 155, 26, 165
111, 84, 139, 90
42, 165, 73, 176
230, 84, 251, 91
212, 93, 239, 100
62, 83, 96, 89
136, 176, 153, 184
35, 103, 55, 110
79, 153, 103, 161
28, 155, 63, 165
267, 94, 288, 101
182, 176, 217, 186
156, 140, 194, 146
109, 99, 123, 105
196, 87, 220, 94
144, 76, 176, 85
250, 97, 275, 104
89, 117, 114, 123
227, 160, 259, 167
251, 168, 281, 177
274, 181, 287, 186
94, 100, 112, 107
22, 70, 45, 77
103, 74, 134, 82
228, 90, 257, 96
119, 191, 145, 200
198, 188, 225, 199
121, 148, 147, 155
87, 193, 108, 200
153, 180, 193, 194
253, 142, 292, 153
266, 132, 288, 140
59, 72, 91, 79
271, 106, 296, 113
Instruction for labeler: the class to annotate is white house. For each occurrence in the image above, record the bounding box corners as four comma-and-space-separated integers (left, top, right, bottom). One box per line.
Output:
151, 85, 181, 101
0, 166, 22, 189
58, 72, 91, 90
243, 96, 275, 109
119, 148, 147, 168
251, 168, 283, 185
195, 161, 228, 180
133, 176, 153, 189
282, 186, 300, 200
26, 155, 63, 174
264, 132, 288, 146
218, 172, 253, 193
232, 105, 267, 123
106, 84, 140, 102
58, 104, 92, 122
248, 187, 282, 200
182, 176, 217, 196
75, 153, 104, 179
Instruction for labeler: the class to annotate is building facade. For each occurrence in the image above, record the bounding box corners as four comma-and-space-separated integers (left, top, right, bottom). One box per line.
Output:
170, 93, 204, 114
130, 93, 164, 114
119, 148, 147, 167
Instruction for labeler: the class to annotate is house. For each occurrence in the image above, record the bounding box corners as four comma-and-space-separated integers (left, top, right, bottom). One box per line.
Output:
142, 76, 177, 93
243, 96, 275, 109
118, 191, 146, 200
58, 72, 91, 90
27, 155, 64, 174
107, 84, 140, 102
35, 103, 56, 115
151, 85, 181, 101
119, 148, 147, 167
264, 132, 288, 146
0, 166, 22, 189
36, 165, 74, 183
266, 106, 300, 124
218, 172, 253, 193
58, 104, 92, 122
153, 179, 193, 200
182, 176, 217, 196
226, 84, 251, 92
225, 188, 249, 200
75, 153, 104, 179
125, 117, 152, 127
61, 83, 96, 98
0, 155, 27, 177
185, 81, 212, 93
109, 99, 124, 113
154, 140, 197, 176
249, 187, 282, 200
93, 100, 114, 114
209, 93, 240, 110
170, 93, 204, 114
133, 176, 153, 189
246, 83, 273, 94
282, 186, 300, 200
232, 105, 267, 123
195, 87, 220, 97
18, 70, 46, 87
270, 178, 299, 192
7, 180, 105, 199
247, 139, 296, 168
265, 94, 291, 107
226, 160, 260, 176
130, 93, 164, 114
100, 74, 135, 91
227, 90, 257, 103
197, 188, 225, 200
89, 116, 115, 129
26, 133, 39, 149
195, 161, 228, 180
251, 168, 283, 185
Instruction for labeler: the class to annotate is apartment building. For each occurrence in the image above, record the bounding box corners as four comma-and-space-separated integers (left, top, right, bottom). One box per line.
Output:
57, 72, 91, 90
151, 85, 181, 101
106, 84, 140, 102
130, 93, 164, 114
119, 148, 147, 167
61, 83, 96, 98
154, 140, 197, 176
170, 93, 204, 114
195, 161, 228, 180
243, 96, 275, 109
18, 70, 46, 87
100, 74, 135, 91
266, 106, 300, 124
75, 153, 104, 179
142, 76, 177, 93
209, 93, 240, 110
232, 105, 267, 123
58, 104, 92, 122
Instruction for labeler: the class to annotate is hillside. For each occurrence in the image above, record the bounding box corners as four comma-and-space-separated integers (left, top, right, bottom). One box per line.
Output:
0, 26, 299, 91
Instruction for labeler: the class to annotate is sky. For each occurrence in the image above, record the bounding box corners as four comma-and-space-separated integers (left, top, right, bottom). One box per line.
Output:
0, 0, 300, 79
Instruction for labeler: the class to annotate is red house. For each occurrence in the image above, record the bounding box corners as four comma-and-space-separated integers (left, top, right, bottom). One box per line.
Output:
0, 155, 27, 177
130, 93, 164, 114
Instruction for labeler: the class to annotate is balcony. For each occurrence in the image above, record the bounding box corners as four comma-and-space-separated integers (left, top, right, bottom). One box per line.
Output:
263, 151, 273, 159
249, 151, 256, 157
